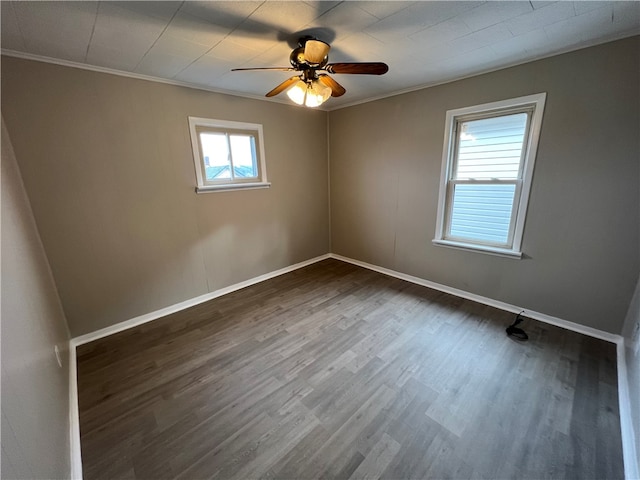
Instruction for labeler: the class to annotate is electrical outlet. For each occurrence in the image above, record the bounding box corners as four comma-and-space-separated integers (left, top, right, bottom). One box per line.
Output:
54, 345, 63, 368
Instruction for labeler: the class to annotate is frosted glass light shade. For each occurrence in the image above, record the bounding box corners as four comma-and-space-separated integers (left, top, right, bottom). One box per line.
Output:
286, 80, 307, 105
305, 80, 331, 107
286, 79, 331, 107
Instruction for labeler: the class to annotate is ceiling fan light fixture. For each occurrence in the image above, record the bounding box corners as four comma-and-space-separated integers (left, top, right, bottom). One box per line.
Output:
286, 79, 308, 105
306, 79, 332, 107
286, 79, 332, 108
233, 36, 389, 105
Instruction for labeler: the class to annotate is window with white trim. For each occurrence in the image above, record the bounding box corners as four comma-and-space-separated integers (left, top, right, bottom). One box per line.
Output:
188, 117, 270, 193
433, 93, 546, 258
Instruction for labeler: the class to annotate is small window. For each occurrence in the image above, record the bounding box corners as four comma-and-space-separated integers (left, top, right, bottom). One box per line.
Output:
433, 93, 546, 258
188, 117, 270, 193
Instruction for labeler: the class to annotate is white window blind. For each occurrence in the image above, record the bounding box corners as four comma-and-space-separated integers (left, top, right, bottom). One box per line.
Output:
434, 94, 546, 258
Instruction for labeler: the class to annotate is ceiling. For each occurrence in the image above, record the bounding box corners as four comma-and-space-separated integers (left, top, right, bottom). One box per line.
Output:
2, 1, 639, 110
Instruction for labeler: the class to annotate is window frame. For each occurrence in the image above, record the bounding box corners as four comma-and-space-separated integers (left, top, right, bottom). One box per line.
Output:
433, 93, 546, 258
188, 117, 270, 193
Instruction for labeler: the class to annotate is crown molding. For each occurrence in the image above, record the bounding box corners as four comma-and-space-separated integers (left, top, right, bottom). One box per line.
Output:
325, 30, 639, 111
0, 49, 311, 109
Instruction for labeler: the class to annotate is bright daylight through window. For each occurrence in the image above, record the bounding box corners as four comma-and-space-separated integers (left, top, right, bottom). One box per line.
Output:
188, 117, 269, 193
433, 93, 546, 258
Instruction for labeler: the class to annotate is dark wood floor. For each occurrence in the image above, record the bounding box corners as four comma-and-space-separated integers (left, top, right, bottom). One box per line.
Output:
77, 258, 624, 480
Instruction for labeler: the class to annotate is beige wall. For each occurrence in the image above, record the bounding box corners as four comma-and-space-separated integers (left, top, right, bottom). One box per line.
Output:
1, 57, 330, 337
329, 36, 639, 334
1, 118, 71, 478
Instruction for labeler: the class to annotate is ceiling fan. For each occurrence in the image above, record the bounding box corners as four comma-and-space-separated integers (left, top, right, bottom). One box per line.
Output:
232, 36, 389, 108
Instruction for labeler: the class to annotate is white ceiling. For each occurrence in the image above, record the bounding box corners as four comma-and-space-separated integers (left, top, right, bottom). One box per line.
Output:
2, 1, 639, 110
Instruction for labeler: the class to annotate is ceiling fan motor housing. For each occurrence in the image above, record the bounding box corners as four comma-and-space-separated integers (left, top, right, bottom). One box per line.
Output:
290, 47, 329, 69
290, 47, 307, 68
291, 36, 330, 69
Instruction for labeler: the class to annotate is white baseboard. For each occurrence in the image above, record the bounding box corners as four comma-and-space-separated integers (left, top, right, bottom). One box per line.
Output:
617, 340, 640, 480
72, 254, 331, 346
330, 253, 640, 479
68, 340, 82, 480
67, 252, 635, 479
329, 253, 621, 344
67, 253, 331, 479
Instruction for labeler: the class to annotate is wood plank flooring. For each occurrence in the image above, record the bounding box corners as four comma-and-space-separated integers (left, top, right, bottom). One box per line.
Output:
77, 258, 624, 479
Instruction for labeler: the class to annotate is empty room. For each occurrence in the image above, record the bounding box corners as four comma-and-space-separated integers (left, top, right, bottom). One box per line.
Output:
2, 1, 639, 479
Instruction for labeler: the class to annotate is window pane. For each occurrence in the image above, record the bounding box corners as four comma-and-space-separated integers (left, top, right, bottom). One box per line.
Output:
229, 135, 258, 178
449, 183, 516, 245
200, 133, 231, 180
455, 113, 528, 180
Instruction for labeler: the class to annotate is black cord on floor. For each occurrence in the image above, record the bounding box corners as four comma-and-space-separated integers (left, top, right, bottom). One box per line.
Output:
506, 310, 528, 341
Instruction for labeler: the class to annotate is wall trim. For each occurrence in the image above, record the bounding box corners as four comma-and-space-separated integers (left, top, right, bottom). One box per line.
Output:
329, 253, 640, 479
72, 254, 330, 346
68, 340, 82, 479
67, 252, 635, 479
0, 49, 295, 109
617, 339, 640, 480
7, 32, 636, 114
325, 32, 638, 111
329, 253, 621, 343
67, 253, 331, 478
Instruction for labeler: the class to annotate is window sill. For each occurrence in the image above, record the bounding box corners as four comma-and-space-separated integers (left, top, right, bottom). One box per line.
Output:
432, 239, 523, 259
196, 182, 271, 194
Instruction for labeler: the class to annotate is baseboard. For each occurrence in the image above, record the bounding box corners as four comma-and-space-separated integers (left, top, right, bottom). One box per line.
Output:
330, 253, 640, 478
329, 253, 621, 344
67, 253, 332, 478
67, 251, 634, 479
617, 340, 640, 480
72, 254, 331, 346
68, 340, 83, 479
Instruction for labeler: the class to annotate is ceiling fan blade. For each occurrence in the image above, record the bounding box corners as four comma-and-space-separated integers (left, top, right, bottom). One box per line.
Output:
266, 76, 301, 97
232, 67, 295, 72
304, 39, 330, 65
325, 62, 389, 75
318, 74, 346, 97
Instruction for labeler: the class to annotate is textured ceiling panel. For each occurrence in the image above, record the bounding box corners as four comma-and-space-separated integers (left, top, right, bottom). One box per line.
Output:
12, 1, 97, 61
1, 1, 638, 109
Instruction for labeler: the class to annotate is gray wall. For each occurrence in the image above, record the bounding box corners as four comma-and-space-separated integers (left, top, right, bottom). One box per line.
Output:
1, 56, 330, 337
622, 276, 640, 477
2, 38, 638, 338
1, 118, 71, 478
329, 36, 639, 334
621, 111, 640, 474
